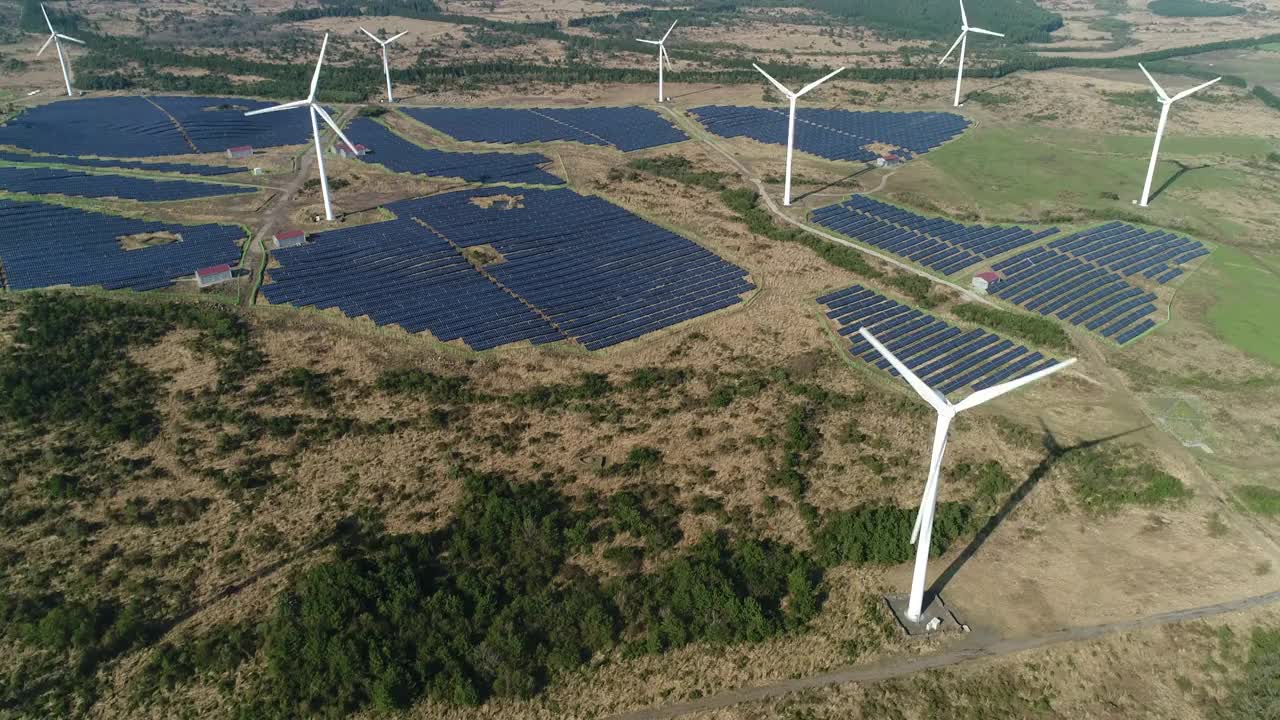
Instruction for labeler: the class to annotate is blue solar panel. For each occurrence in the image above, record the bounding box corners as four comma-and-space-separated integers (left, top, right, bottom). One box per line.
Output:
0, 165, 254, 201
398, 106, 687, 152
0, 96, 315, 157
0, 149, 243, 176
0, 199, 244, 291
818, 284, 1060, 396
810, 194, 1055, 276
346, 118, 564, 186
263, 187, 753, 351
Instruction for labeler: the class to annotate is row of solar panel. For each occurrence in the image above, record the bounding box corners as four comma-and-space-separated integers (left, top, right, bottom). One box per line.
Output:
0, 199, 244, 291
345, 118, 564, 186
0, 166, 254, 202
817, 284, 1059, 395
399, 106, 688, 153
263, 188, 753, 351
1036, 220, 1209, 282
0, 149, 243, 177
0, 96, 314, 158
689, 106, 970, 162
811, 195, 1056, 276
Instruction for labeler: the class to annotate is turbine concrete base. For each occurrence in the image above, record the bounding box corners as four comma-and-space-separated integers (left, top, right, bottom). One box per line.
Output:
884, 593, 963, 637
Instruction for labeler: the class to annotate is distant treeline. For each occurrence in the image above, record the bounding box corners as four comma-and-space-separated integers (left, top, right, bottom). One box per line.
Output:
804, 0, 1063, 43
1255, 86, 1280, 112
1147, 0, 1247, 17
277, 0, 441, 21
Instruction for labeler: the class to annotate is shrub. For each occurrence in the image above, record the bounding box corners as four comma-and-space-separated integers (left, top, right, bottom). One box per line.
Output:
374, 369, 472, 403
720, 188, 882, 278
627, 155, 727, 191
953, 303, 1071, 349
1237, 485, 1280, 516
813, 503, 973, 567
1065, 446, 1192, 512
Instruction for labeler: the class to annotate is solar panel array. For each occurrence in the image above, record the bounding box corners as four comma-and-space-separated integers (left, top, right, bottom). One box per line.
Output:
812, 195, 1058, 275
0, 166, 254, 202
0, 149, 243, 176
398, 107, 688, 152
346, 118, 564, 186
0, 199, 244, 292
819, 284, 1060, 395
987, 222, 1209, 344
262, 188, 753, 351
689, 107, 970, 162
0, 96, 313, 158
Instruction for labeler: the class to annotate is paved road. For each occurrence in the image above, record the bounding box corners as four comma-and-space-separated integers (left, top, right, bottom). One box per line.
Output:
606, 588, 1280, 720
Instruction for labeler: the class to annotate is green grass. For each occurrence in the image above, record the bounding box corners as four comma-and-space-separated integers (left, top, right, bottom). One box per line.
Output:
1203, 246, 1280, 366
896, 124, 1272, 242
1236, 485, 1280, 516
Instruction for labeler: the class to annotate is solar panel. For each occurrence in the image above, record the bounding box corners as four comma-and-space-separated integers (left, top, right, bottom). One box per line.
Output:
398, 106, 687, 152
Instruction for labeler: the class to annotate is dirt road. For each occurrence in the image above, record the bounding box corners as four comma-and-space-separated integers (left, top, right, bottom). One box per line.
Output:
606, 588, 1280, 720
239, 105, 360, 306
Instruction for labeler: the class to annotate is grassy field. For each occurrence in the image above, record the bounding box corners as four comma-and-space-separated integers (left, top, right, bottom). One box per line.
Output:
1181, 48, 1280, 87
1202, 246, 1280, 367
888, 124, 1277, 244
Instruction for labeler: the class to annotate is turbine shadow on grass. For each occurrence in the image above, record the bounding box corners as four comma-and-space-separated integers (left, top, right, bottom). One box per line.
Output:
926, 419, 1149, 600
1148, 160, 1211, 204
960, 77, 1017, 107
791, 165, 875, 203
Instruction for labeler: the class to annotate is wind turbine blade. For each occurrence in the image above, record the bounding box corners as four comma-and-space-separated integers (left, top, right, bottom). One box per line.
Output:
797, 66, 846, 96
1138, 63, 1170, 102
314, 104, 356, 155
360, 26, 380, 43
1171, 76, 1221, 102
56, 33, 85, 44
967, 27, 1004, 37
911, 417, 951, 545
858, 328, 950, 414
309, 33, 329, 103
244, 99, 309, 117
753, 63, 794, 98
636, 38, 661, 44
661, 44, 673, 71
953, 359, 1077, 413
386, 31, 408, 44
661, 19, 678, 43
38, 34, 54, 56
939, 32, 965, 66
958, 0, 968, 28
41, 3, 55, 34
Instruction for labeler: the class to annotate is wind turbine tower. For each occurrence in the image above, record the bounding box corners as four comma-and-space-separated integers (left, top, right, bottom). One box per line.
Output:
938, 0, 1004, 108
753, 63, 846, 207
1136, 63, 1220, 208
37, 3, 85, 97
637, 21, 678, 103
245, 34, 356, 222
859, 328, 1076, 624
359, 27, 408, 103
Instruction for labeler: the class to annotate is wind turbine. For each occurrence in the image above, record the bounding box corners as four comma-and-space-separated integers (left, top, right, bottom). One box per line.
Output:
938, 0, 1004, 108
753, 63, 846, 207
37, 3, 85, 98
859, 327, 1077, 623
1136, 64, 1220, 208
359, 27, 408, 103
245, 34, 355, 222
637, 20, 677, 103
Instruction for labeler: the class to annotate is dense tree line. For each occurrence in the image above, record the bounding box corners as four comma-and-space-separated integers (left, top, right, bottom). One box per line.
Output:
952, 303, 1071, 350
1147, 0, 1246, 17
803, 0, 1063, 43
1254, 86, 1280, 113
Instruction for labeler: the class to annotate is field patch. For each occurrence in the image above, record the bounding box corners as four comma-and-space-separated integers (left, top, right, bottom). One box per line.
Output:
1204, 246, 1280, 366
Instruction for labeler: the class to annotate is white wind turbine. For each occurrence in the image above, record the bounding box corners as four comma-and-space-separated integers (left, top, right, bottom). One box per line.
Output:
359, 27, 408, 103
245, 34, 356, 222
636, 20, 678, 103
938, 0, 1004, 108
753, 63, 846, 207
37, 3, 85, 98
859, 327, 1076, 623
1136, 63, 1220, 208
